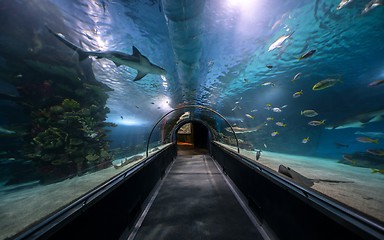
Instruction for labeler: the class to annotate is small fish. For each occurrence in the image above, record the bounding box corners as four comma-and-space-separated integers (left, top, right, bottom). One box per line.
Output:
120, 116, 124, 119
272, 107, 282, 113
368, 79, 384, 87
15, 74, 23, 78
361, 0, 384, 14
342, 154, 357, 165
312, 78, 342, 91
293, 90, 303, 98
297, 49, 316, 60
268, 32, 294, 52
263, 143, 268, 148
291, 72, 302, 82
337, 0, 353, 10
266, 64, 273, 69
371, 168, 384, 174
261, 82, 275, 86
301, 110, 318, 117
251, 109, 258, 112
354, 131, 384, 139
302, 137, 310, 144
334, 142, 349, 148
281, 105, 288, 109
276, 122, 286, 127
308, 120, 326, 126
356, 137, 379, 144
271, 131, 279, 137
366, 149, 384, 156
266, 117, 274, 121
245, 114, 254, 119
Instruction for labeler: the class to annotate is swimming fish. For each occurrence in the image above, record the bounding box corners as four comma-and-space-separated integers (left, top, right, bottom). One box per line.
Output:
334, 142, 349, 148
337, 0, 353, 10
371, 169, 384, 174
276, 122, 286, 127
302, 137, 310, 144
272, 107, 282, 113
266, 117, 274, 121
225, 122, 267, 134
355, 131, 384, 139
245, 114, 254, 119
291, 72, 302, 82
293, 90, 303, 98
266, 64, 273, 69
271, 131, 279, 137
366, 149, 384, 156
268, 32, 294, 52
325, 109, 384, 130
356, 137, 379, 144
301, 110, 318, 117
361, 0, 384, 14
261, 82, 275, 87
312, 78, 342, 91
297, 49, 316, 60
308, 120, 325, 126
46, 26, 166, 81
368, 79, 384, 87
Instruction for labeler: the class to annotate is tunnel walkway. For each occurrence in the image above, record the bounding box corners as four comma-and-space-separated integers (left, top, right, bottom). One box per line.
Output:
128, 149, 264, 240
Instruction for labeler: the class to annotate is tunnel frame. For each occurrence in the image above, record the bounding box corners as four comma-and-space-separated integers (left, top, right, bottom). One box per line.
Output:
146, 105, 240, 157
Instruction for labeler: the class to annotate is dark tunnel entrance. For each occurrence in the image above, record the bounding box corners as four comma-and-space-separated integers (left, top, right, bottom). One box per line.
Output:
176, 121, 210, 155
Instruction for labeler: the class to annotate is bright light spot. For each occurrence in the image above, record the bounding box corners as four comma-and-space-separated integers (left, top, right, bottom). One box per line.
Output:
115, 118, 145, 126
226, 0, 261, 14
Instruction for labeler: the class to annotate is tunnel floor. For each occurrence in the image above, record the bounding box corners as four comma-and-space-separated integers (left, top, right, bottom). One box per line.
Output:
130, 150, 264, 240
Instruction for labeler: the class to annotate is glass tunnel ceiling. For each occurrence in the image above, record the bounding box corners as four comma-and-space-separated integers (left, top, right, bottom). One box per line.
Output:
1, 0, 384, 152
6, 0, 381, 131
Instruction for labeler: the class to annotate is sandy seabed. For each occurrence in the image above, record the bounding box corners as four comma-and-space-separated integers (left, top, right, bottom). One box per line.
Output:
217, 142, 384, 224
0, 145, 170, 240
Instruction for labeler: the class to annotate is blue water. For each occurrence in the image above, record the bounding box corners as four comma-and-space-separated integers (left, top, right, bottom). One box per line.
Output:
0, 0, 384, 237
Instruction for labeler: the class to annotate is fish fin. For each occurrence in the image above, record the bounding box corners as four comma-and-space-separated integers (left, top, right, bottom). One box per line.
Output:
360, 116, 375, 124
132, 46, 142, 58
374, 139, 379, 144
133, 71, 147, 81
45, 25, 89, 61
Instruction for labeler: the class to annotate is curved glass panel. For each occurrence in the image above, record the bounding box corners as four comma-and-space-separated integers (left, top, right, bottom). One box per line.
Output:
0, 0, 383, 238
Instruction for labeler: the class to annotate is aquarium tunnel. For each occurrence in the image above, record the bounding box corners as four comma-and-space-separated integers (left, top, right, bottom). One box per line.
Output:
0, 0, 384, 239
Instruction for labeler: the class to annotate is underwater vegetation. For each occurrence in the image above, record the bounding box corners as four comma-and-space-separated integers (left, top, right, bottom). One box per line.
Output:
0, 48, 116, 184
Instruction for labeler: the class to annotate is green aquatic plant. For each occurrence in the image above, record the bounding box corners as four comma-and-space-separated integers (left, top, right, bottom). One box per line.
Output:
62, 98, 80, 110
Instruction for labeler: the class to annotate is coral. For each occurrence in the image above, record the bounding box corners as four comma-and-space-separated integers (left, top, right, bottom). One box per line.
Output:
62, 98, 80, 110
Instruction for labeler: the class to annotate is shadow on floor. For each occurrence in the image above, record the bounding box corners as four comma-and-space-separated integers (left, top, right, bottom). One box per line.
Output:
177, 144, 208, 156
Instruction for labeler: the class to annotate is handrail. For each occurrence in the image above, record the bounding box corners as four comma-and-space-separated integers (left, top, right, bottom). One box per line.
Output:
146, 105, 240, 157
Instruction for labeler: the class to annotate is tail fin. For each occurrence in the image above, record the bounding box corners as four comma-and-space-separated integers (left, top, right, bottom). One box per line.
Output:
45, 25, 89, 61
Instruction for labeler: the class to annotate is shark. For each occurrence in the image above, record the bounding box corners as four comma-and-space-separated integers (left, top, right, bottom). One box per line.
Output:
325, 109, 384, 130
46, 26, 167, 81
225, 122, 267, 134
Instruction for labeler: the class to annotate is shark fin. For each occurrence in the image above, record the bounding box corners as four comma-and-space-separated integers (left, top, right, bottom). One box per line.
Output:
360, 116, 375, 124
132, 46, 142, 58
133, 71, 147, 81
46, 25, 89, 61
